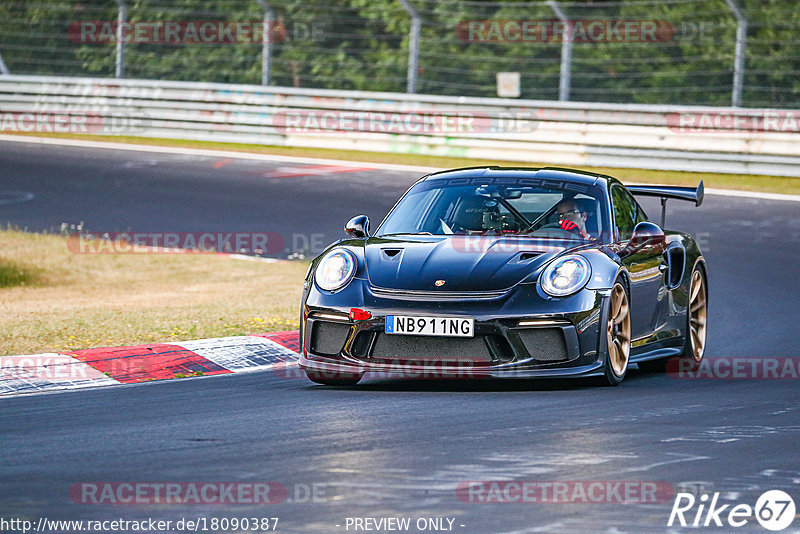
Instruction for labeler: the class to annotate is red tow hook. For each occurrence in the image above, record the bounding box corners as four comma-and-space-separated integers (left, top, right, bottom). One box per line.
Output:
349, 308, 372, 321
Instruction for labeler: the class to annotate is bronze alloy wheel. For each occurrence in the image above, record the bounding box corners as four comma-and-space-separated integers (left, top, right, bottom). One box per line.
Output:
688, 269, 707, 362
607, 283, 631, 378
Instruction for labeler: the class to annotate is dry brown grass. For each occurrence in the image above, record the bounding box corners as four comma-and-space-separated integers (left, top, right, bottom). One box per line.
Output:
0, 229, 306, 355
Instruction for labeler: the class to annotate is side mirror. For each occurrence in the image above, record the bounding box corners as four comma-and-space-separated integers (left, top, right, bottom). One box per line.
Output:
345, 215, 370, 238
628, 221, 666, 252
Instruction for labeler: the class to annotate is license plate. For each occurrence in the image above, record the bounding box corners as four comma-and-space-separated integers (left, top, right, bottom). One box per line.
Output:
385, 315, 474, 337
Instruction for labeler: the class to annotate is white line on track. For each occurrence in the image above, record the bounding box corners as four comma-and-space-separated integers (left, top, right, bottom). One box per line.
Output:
2, 134, 800, 203
0, 134, 432, 172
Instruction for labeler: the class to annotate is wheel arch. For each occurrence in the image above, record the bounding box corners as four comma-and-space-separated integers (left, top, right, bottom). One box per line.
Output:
583, 249, 629, 291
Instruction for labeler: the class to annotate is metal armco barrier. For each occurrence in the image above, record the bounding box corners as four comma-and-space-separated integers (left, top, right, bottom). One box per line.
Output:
2, 75, 800, 177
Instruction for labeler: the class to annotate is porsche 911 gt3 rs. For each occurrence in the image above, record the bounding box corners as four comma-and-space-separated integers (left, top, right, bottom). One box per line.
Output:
299, 167, 708, 386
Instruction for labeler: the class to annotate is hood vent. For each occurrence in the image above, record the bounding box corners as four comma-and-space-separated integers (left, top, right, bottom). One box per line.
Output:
517, 252, 541, 262
381, 248, 403, 260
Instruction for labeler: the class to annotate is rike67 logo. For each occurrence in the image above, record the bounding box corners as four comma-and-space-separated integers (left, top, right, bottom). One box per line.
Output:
668, 490, 796, 531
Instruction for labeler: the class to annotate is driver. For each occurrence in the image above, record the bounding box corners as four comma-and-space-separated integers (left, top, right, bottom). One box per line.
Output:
556, 199, 595, 240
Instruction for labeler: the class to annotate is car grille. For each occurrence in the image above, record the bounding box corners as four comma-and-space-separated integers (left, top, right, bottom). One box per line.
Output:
368, 333, 493, 366
370, 286, 507, 301
516, 328, 568, 362
310, 321, 351, 355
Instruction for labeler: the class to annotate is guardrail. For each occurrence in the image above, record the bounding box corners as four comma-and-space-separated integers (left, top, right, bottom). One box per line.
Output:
2, 75, 800, 177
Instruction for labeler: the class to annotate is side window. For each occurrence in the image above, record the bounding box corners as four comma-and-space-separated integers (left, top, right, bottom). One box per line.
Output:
611, 185, 639, 241
634, 202, 648, 225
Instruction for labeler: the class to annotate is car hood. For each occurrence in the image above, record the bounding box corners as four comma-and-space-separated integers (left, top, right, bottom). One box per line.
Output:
364, 236, 571, 292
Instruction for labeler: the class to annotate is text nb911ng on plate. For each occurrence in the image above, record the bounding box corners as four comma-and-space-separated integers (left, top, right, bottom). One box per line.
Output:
385, 315, 474, 337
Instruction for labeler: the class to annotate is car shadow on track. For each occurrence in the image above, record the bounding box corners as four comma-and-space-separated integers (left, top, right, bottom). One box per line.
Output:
304, 366, 666, 393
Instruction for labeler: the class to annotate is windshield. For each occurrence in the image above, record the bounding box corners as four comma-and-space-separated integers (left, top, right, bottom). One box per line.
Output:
377, 178, 607, 242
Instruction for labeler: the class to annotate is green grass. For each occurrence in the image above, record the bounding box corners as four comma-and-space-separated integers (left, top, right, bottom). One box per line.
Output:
0, 259, 39, 288
6, 131, 800, 195
0, 229, 306, 355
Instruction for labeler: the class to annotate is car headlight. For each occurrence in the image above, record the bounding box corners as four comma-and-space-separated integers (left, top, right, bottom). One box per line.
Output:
540, 255, 591, 297
315, 248, 357, 291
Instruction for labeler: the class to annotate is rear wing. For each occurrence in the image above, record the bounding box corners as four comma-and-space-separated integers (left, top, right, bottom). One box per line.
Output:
626, 181, 704, 227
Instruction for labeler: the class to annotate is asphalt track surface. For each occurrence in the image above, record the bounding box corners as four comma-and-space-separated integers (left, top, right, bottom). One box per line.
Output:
2, 140, 800, 533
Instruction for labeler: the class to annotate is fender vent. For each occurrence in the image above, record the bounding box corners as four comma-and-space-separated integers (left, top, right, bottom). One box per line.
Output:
665, 244, 685, 289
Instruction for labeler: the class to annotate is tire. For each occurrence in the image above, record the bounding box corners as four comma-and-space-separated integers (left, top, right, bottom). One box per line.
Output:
681, 266, 708, 363
305, 369, 363, 386
599, 280, 631, 386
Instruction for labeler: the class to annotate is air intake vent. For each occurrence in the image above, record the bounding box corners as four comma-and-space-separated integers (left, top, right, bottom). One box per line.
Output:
518, 252, 541, 262
369, 334, 492, 365
310, 321, 351, 355
382, 248, 403, 260
517, 328, 568, 362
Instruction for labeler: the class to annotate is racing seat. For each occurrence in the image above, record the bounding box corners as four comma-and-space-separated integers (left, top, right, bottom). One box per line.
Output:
450, 196, 495, 233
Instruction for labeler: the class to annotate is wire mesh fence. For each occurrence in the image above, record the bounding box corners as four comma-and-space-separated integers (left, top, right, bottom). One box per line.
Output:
1, 0, 798, 108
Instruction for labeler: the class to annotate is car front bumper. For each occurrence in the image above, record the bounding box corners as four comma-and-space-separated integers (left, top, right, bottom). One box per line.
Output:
298, 283, 611, 379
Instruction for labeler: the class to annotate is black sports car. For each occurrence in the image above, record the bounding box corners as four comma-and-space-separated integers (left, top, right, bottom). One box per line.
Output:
298, 167, 707, 386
